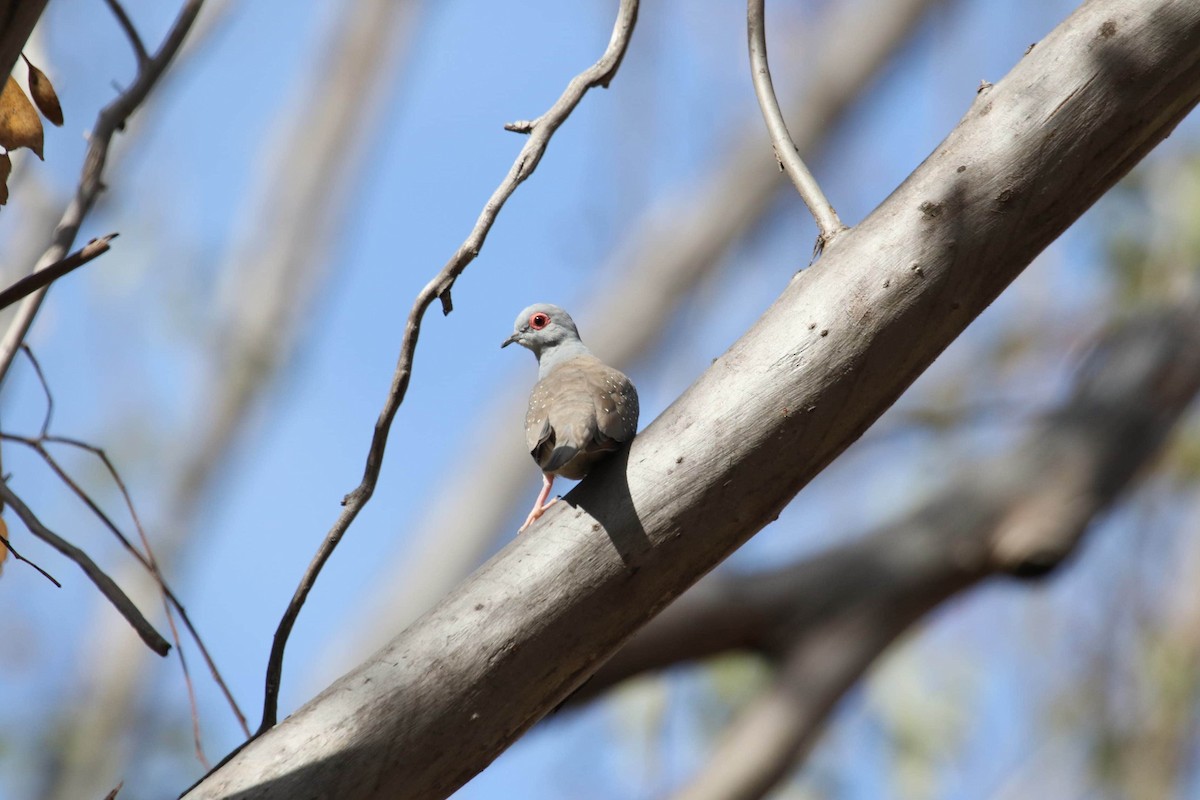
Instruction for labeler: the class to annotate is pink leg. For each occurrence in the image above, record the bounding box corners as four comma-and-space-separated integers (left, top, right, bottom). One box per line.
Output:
519, 473, 558, 532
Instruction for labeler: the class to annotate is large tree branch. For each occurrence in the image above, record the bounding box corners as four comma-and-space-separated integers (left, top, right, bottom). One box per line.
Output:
186, 1, 1200, 797
561, 299, 1200, 800
573, 290, 1200, 698
342, 0, 949, 674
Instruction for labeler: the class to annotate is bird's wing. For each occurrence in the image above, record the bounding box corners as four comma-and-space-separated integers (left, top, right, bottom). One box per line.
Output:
525, 381, 555, 458
525, 357, 639, 474
591, 363, 639, 447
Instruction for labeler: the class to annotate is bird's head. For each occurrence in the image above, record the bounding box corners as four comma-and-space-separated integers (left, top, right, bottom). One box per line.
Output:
501, 303, 583, 358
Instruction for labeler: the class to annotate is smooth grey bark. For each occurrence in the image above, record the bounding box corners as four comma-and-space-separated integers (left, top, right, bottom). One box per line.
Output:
185, 1, 1200, 798
556, 298, 1200, 800
569, 295, 1200, 706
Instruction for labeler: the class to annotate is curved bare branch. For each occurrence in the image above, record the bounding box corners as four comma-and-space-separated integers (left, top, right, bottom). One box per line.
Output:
256, 0, 642, 734
747, 0, 844, 249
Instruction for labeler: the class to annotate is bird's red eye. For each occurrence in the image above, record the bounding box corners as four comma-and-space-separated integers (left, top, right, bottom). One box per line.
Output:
529, 313, 550, 330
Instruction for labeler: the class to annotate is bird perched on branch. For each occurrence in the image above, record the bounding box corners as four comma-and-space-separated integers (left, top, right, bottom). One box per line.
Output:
502, 303, 639, 532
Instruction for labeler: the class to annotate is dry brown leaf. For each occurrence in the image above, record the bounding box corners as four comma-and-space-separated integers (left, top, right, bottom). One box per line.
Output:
24, 58, 63, 127
0, 76, 44, 159
0, 152, 10, 205
0, 516, 9, 575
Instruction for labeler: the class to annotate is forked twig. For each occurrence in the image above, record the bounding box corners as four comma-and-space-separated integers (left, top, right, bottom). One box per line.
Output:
4, 346, 250, 752
255, 0, 641, 735
747, 0, 845, 253
0, 530, 60, 586
161, 599, 211, 768
0, 428, 249, 730
18, 431, 250, 738
0, 480, 170, 654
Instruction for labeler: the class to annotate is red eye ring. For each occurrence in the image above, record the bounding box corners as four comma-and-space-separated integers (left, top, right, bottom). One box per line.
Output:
529, 313, 550, 330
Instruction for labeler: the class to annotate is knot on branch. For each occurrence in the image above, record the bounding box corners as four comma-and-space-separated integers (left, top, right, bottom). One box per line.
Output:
989, 486, 1089, 580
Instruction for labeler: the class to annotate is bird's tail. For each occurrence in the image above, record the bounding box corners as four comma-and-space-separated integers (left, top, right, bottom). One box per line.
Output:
541, 443, 581, 473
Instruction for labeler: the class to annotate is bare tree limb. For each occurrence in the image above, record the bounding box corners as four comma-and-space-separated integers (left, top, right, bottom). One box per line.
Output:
0, 480, 169, 655
17, 433, 248, 725
256, 0, 641, 734
102, 0, 150, 67
339, 0, 948, 679
0, 529, 60, 586
187, 2, 1200, 797
50, 435, 247, 727
0, 0, 206, 386
747, 0, 844, 251
7, 345, 249, 737
622, 300, 1200, 800
0, 233, 117, 311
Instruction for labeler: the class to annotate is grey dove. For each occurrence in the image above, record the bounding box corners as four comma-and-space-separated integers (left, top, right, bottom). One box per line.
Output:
502, 303, 639, 532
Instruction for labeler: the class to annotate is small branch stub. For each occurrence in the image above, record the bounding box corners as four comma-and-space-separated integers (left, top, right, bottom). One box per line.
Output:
504, 119, 536, 134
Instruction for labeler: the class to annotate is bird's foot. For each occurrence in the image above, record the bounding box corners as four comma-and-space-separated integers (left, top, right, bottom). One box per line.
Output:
518, 496, 559, 533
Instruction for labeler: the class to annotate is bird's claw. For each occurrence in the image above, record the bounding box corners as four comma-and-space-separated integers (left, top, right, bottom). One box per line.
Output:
517, 496, 559, 533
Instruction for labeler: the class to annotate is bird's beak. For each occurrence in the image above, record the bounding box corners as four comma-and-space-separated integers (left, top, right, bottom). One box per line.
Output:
501, 333, 519, 349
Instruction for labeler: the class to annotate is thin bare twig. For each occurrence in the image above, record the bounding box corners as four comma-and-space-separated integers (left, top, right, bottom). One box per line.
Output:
0, 431, 250, 736
0, 480, 170, 655
0, 234, 117, 312
66, 434, 244, 742
57, 436, 250, 739
161, 600, 211, 767
103, 0, 150, 67
5, 347, 249, 745
256, 0, 641, 734
35, 3, 409, 784
0, 530, 61, 586
20, 345, 53, 437
0, 0, 206, 386
747, 0, 845, 253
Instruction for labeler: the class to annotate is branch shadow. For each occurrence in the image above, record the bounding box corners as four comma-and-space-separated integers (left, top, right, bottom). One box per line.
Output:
563, 445, 651, 569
